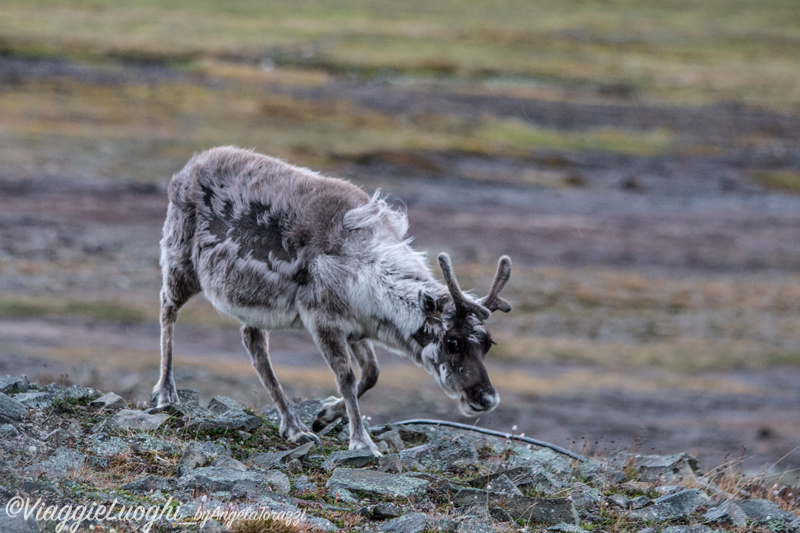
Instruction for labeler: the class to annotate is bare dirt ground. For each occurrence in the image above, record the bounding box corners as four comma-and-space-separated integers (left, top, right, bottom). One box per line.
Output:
1, 58, 799, 480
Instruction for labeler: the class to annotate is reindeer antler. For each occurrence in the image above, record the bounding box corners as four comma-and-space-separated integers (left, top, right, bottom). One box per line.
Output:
480, 255, 512, 313
437, 253, 491, 320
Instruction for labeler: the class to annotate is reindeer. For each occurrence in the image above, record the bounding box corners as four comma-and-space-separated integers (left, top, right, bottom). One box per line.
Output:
153, 146, 512, 455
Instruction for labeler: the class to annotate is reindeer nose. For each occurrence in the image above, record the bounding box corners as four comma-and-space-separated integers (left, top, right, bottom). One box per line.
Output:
476, 389, 500, 411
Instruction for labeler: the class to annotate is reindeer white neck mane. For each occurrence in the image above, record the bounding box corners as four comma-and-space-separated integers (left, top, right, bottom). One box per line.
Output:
315, 193, 445, 355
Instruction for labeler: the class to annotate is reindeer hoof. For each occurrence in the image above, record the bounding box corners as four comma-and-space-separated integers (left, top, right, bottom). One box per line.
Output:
313, 397, 346, 432
311, 417, 327, 433
294, 432, 322, 447
350, 441, 382, 457
151, 385, 179, 408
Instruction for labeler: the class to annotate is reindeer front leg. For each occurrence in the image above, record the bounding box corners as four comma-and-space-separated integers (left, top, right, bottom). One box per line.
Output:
310, 326, 381, 456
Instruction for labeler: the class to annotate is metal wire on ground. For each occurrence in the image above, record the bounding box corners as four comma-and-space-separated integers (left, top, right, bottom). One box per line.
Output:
393, 418, 588, 463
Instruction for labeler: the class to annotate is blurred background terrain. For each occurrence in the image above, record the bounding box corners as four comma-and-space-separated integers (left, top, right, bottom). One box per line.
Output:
1, 1, 799, 480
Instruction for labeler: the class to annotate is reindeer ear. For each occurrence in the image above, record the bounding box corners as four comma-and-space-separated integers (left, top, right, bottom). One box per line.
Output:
419, 290, 438, 314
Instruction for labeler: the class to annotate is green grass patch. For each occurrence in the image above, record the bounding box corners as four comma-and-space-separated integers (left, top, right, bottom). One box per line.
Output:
0, 293, 152, 323
751, 170, 800, 194
473, 118, 674, 157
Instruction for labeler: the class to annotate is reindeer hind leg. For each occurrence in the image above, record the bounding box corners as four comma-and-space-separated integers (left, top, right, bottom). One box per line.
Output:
153, 267, 199, 407
242, 325, 320, 446
153, 202, 200, 407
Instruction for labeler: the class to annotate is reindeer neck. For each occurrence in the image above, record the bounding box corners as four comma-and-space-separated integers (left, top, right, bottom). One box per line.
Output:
368, 269, 443, 359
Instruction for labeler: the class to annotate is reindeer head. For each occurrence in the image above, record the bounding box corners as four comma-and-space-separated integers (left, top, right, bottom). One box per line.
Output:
418, 253, 512, 417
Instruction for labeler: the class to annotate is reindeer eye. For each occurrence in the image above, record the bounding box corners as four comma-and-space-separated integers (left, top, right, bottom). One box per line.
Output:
445, 337, 460, 353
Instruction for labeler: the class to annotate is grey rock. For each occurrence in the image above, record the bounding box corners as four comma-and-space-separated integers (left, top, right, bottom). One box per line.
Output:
0, 422, 20, 438
703, 500, 748, 527
453, 487, 578, 525
198, 519, 225, 533
547, 524, 588, 533
265, 469, 291, 493
608, 493, 629, 508
577, 458, 605, 483
489, 506, 514, 522
737, 499, 797, 532
457, 516, 494, 533
367, 502, 404, 519
293, 474, 318, 494
377, 429, 405, 451
499, 495, 579, 525
571, 485, 603, 516
471, 465, 563, 494
2, 391, 33, 420
468, 466, 526, 488
632, 489, 709, 522
328, 486, 360, 504
89, 392, 127, 412
0, 484, 14, 499
285, 458, 303, 473
157, 402, 214, 424
452, 487, 490, 506
660, 527, 714, 533
790, 516, 800, 531
399, 435, 478, 471
322, 449, 378, 472
13, 392, 55, 409
46, 423, 82, 447
185, 411, 262, 433
179, 466, 269, 493
378, 453, 403, 473
210, 456, 247, 471
628, 495, 650, 509
37, 447, 86, 477
177, 441, 228, 477
207, 396, 244, 415
0, 375, 31, 394
87, 434, 130, 458
379, 512, 429, 533
433, 518, 460, 532
327, 467, 430, 498
0, 513, 40, 533
121, 474, 178, 492
129, 434, 180, 456
248, 441, 315, 469
111, 409, 171, 431
610, 451, 699, 484
393, 425, 429, 445
19, 479, 63, 496
655, 484, 686, 495
485, 474, 523, 496
48, 384, 102, 404
178, 389, 200, 404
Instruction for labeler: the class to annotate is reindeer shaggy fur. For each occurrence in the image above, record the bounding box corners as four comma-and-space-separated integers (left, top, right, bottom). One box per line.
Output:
153, 146, 512, 455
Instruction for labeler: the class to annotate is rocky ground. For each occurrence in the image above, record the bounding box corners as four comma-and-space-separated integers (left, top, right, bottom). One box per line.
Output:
1, 375, 799, 532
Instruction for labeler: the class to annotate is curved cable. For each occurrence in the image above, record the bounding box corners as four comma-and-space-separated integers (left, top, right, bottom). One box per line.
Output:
393, 418, 588, 463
